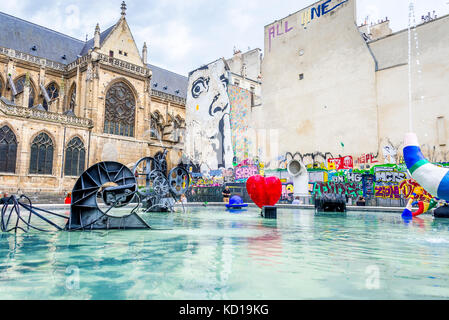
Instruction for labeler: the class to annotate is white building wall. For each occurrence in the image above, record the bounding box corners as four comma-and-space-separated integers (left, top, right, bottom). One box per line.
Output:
261, 0, 378, 167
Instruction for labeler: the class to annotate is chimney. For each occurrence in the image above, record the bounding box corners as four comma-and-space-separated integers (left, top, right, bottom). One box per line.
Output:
94, 24, 100, 49
142, 42, 148, 64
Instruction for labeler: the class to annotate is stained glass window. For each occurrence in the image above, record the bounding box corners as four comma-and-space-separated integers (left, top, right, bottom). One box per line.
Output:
29, 132, 54, 175
104, 82, 135, 137
0, 125, 18, 173
64, 137, 85, 177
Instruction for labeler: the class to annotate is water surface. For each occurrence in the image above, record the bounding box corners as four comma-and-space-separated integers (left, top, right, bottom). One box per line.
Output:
0, 207, 448, 299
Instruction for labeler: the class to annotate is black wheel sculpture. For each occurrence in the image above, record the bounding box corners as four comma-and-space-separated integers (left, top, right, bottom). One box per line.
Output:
155, 151, 168, 176
133, 157, 158, 197
168, 167, 190, 197
132, 155, 191, 212
67, 161, 150, 230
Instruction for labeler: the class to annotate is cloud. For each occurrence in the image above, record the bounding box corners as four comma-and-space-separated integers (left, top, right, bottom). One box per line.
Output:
1, 0, 449, 76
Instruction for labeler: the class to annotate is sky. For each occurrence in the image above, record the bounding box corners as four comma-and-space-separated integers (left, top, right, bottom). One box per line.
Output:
0, 0, 448, 76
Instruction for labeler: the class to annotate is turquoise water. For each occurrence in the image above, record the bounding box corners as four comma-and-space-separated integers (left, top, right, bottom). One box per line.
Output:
1, 207, 449, 300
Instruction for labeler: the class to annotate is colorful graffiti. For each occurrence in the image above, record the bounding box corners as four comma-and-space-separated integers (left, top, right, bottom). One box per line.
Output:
277, 151, 335, 170
375, 185, 401, 199
312, 182, 362, 199
186, 60, 256, 173
235, 165, 259, 182
268, 20, 294, 51
301, 0, 349, 27
355, 153, 379, 166
282, 183, 294, 201
374, 167, 408, 186
228, 85, 252, 163
328, 156, 353, 170
400, 179, 433, 202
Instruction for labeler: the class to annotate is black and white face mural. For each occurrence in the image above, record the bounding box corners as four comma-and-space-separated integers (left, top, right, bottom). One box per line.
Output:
185, 59, 233, 174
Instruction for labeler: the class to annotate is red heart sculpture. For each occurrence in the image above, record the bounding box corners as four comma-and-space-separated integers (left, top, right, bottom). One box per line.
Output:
246, 175, 282, 209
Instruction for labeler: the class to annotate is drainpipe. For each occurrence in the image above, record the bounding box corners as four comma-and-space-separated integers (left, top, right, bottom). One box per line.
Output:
87, 129, 92, 168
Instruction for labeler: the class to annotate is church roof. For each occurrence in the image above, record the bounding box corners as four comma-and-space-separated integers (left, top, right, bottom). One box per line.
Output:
148, 64, 188, 99
0, 10, 188, 100
0, 11, 85, 64
80, 25, 115, 57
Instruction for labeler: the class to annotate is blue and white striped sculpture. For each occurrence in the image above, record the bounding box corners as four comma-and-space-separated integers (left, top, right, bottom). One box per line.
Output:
403, 133, 449, 201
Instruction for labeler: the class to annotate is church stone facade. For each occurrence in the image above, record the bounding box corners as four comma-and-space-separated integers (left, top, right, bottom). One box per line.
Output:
0, 2, 188, 196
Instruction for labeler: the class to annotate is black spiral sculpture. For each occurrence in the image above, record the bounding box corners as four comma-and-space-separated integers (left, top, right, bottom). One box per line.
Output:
67, 161, 150, 230
1, 154, 191, 233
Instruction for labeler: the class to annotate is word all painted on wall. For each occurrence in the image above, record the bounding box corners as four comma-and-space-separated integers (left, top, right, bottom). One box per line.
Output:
268, 20, 294, 52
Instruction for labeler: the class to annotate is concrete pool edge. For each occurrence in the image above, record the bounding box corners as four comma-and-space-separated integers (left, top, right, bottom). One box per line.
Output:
1, 203, 404, 213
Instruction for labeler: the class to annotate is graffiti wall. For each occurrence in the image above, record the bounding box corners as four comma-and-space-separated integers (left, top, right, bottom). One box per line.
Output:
228, 85, 252, 163
185, 59, 234, 173
185, 60, 255, 174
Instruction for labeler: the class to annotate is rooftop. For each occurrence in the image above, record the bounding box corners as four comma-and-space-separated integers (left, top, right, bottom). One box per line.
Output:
0, 10, 188, 99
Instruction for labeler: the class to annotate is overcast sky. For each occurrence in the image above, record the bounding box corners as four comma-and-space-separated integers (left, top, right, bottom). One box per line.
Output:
1, 0, 448, 76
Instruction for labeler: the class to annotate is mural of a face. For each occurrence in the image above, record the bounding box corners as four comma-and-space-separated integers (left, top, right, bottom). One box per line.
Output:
185, 59, 233, 172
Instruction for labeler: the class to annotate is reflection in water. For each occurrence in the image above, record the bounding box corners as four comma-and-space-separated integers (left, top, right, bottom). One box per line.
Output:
0, 209, 449, 299
247, 222, 283, 267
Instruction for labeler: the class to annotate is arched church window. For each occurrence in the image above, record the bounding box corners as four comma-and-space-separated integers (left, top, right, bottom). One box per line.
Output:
43, 82, 59, 111
0, 125, 18, 173
15, 76, 35, 108
104, 82, 135, 137
29, 132, 54, 175
64, 137, 85, 177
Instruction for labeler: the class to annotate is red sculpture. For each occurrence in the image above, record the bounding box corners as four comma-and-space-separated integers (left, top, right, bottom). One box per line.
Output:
246, 175, 282, 209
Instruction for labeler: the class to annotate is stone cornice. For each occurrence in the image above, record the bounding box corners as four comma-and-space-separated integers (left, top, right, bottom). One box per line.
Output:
0, 46, 151, 80
151, 89, 186, 106
0, 99, 93, 129
0, 46, 66, 72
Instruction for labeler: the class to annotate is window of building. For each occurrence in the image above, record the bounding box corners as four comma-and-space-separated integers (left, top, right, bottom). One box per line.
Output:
119, 50, 123, 55
234, 79, 240, 86
0, 125, 18, 173
14, 76, 35, 107
299, 73, 304, 80
109, 50, 114, 57
250, 85, 255, 92
64, 137, 86, 177
124, 52, 128, 57
104, 82, 136, 137
42, 82, 59, 111
29, 132, 54, 175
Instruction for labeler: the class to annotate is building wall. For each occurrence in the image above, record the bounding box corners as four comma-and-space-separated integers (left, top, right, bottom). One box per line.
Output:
371, 15, 449, 163
0, 117, 89, 193
0, 17, 186, 195
261, 0, 378, 168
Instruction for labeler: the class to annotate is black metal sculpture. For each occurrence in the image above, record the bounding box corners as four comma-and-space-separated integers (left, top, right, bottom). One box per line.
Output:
1, 152, 191, 233
133, 152, 190, 212
67, 161, 149, 230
